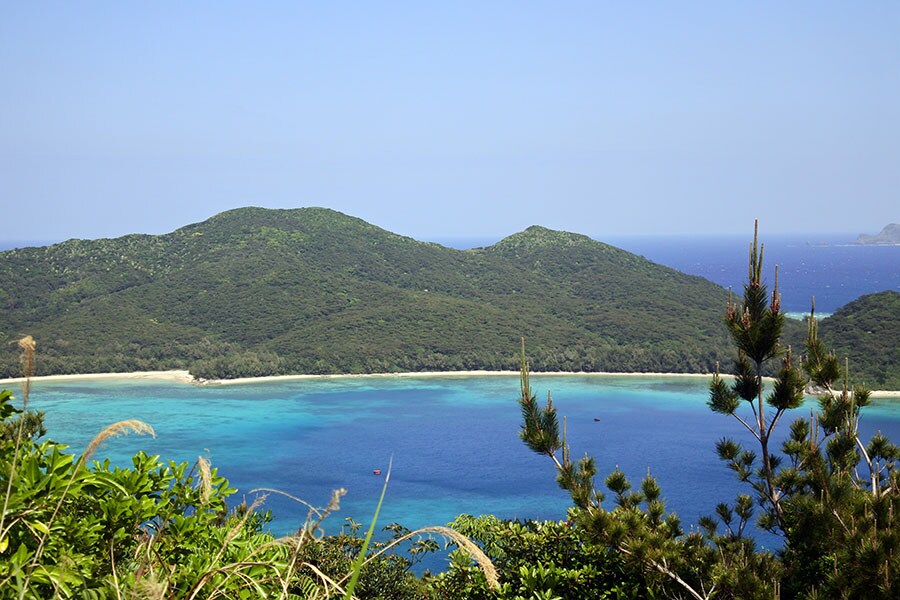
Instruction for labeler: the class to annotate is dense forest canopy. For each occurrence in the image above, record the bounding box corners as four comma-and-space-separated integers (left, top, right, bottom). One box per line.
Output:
0, 207, 736, 379
0, 207, 892, 388
816, 290, 900, 389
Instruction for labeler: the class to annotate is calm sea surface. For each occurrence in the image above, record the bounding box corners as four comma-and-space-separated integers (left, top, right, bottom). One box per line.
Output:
603, 234, 899, 315
22, 375, 900, 551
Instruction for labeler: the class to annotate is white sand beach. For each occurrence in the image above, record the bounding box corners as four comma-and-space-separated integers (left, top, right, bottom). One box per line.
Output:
0, 370, 194, 386
0, 369, 710, 387
1, 369, 898, 397
203, 369, 721, 386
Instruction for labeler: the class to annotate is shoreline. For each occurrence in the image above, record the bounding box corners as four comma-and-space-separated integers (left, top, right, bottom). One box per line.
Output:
1, 369, 898, 397
0, 370, 195, 385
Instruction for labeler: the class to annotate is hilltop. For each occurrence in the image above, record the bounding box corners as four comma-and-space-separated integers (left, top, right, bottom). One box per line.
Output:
0, 207, 745, 379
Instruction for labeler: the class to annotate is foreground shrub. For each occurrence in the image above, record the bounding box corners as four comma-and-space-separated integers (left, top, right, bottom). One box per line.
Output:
427, 513, 649, 599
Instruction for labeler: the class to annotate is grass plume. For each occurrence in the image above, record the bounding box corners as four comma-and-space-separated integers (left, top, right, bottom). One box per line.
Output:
0, 336, 38, 556
197, 455, 212, 504
351, 525, 501, 590
82, 420, 156, 464
17, 335, 35, 407
416, 526, 499, 588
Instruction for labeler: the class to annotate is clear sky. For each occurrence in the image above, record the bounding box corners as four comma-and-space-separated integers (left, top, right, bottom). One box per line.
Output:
1, 2, 897, 242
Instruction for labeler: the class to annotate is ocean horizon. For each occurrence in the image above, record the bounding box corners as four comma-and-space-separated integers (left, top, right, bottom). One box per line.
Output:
433, 232, 898, 314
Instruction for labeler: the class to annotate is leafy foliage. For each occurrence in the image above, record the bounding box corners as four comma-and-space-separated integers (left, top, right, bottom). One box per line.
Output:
817, 291, 900, 390
294, 519, 427, 600
0, 389, 287, 598
427, 514, 648, 599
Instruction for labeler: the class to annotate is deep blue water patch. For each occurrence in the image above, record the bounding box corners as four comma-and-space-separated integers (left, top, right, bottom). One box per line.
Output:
604, 233, 899, 313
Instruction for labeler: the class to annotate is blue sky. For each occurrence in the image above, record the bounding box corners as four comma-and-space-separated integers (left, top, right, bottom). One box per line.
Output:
1, 2, 897, 242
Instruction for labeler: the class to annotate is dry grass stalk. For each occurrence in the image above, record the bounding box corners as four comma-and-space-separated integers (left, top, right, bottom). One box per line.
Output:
129, 571, 166, 600
225, 494, 267, 545
0, 336, 38, 554
249, 487, 347, 539
110, 538, 123, 600
183, 495, 273, 600
17, 335, 35, 408
314, 487, 347, 533
408, 526, 500, 588
237, 488, 348, 597
186, 561, 281, 600
197, 456, 212, 504
250, 487, 325, 520
299, 562, 348, 598
342, 525, 500, 590
82, 420, 156, 463
287, 488, 346, 592
324, 487, 346, 514
203, 563, 274, 599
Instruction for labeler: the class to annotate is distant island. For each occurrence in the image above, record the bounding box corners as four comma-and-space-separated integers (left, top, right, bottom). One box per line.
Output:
855, 223, 900, 245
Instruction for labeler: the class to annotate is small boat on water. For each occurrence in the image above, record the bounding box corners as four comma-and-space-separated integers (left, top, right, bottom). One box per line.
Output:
373, 469, 381, 475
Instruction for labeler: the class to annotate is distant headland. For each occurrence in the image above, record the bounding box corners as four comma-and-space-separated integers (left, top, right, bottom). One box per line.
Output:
854, 223, 900, 245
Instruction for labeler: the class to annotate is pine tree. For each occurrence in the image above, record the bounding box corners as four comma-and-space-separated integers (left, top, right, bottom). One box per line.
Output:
708, 221, 806, 533
709, 222, 900, 598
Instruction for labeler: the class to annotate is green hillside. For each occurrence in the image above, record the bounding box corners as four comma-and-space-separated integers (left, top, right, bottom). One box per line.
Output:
0, 207, 774, 379
818, 291, 900, 389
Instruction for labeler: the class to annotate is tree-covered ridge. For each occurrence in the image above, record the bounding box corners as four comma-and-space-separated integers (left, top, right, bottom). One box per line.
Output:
0, 206, 797, 380
818, 291, 900, 389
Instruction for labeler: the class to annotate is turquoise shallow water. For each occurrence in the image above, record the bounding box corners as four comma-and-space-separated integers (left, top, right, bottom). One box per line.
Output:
18, 375, 900, 549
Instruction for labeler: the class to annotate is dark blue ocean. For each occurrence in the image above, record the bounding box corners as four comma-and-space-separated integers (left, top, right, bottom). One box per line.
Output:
605, 234, 898, 316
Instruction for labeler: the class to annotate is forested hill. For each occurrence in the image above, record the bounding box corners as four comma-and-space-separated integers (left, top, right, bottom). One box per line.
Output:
817, 291, 900, 390
1, 207, 755, 379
